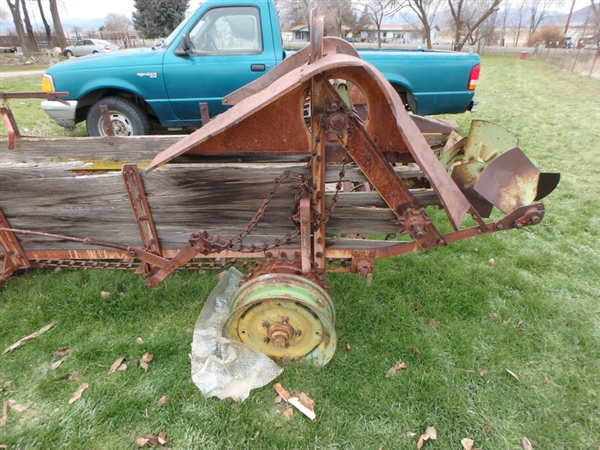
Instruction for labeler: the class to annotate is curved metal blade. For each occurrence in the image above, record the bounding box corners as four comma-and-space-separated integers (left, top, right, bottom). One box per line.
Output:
535, 172, 561, 201
474, 147, 540, 214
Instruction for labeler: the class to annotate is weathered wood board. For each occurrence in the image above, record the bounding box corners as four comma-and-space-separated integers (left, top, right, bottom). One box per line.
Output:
1, 136, 440, 253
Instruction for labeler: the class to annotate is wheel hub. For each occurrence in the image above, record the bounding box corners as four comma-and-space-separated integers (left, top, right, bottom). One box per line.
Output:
223, 273, 336, 365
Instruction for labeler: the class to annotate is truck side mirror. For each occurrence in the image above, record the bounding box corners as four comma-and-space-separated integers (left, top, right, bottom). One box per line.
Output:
175, 33, 193, 57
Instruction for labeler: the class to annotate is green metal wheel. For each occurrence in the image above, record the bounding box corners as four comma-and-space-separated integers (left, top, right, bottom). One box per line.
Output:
223, 273, 337, 365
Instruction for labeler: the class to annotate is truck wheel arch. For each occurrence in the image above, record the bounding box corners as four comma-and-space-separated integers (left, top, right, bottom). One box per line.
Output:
389, 82, 418, 114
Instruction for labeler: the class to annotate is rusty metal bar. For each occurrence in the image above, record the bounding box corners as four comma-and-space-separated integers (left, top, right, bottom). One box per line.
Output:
199, 102, 210, 125
99, 105, 116, 136
299, 196, 312, 273
349, 121, 444, 250
0, 209, 31, 280
122, 164, 162, 276
311, 75, 327, 271
1, 107, 20, 149
0, 91, 69, 103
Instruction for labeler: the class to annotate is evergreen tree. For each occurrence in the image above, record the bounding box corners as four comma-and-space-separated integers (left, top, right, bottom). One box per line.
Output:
133, 0, 189, 39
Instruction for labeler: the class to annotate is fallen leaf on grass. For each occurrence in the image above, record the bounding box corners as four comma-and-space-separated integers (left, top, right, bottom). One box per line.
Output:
282, 408, 294, 420
157, 432, 168, 445
136, 337, 144, 345
488, 258, 496, 267
158, 396, 169, 405
54, 347, 71, 356
136, 437, 150, 447
386, 360, 407, 377
480, 369, 488, 377
68, 383, 89, 404
404, 431, 417, 437
417, 426, 437, 449
484, 423, 493, 433
140, 353, 153, 371
251, 430, 260, 440
1, 444, 8, 448
109, 357, 126, 374
135, 432, 169, 447
7, 400, 26, 413
344, 342, 351, 351
51, 358, 65, 370
273, 383, 316, 421
522, 437, 533, 450
461, 437, 475, 449
100, 291, 111, 299
506, 369, 520, 381
2, 322, 56, 354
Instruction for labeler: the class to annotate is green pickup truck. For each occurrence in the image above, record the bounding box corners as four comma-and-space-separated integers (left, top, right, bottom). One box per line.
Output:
41, 0, 480, 136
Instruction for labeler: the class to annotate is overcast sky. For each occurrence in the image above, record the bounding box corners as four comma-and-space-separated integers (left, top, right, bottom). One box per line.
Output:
53, 0, 203, 19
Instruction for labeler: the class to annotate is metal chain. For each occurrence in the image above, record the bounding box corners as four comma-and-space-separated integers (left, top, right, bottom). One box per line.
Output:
18, 98, 359, 275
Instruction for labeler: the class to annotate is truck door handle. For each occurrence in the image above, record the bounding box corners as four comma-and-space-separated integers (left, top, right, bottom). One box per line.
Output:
251, 64, 266, 72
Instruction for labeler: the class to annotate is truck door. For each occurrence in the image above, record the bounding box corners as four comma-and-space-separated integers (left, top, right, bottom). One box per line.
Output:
163, 5, 277, 127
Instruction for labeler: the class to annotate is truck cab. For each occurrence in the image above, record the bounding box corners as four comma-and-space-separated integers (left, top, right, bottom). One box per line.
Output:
42, 0, 283, 136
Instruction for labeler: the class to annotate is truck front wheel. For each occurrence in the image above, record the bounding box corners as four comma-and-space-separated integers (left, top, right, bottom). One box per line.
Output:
86, 97, 152, 136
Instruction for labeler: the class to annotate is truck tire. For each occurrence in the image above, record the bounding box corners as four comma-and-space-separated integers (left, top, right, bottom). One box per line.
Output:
87, 96, 152, 136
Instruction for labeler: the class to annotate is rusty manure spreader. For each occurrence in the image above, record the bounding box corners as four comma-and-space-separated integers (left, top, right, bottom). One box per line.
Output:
0, 24, 559, 366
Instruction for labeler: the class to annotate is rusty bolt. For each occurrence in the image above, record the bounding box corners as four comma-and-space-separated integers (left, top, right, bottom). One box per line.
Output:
328, 113, 346, 130
411, 223, 425, 239
526, 210, 542, 225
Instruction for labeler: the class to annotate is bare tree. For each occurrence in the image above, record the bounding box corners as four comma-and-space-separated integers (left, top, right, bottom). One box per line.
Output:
357, 0, 405, 48
528, 0, 557, 36
49, 0, 67, 49
447, 0, 502, 51
404, 0, 444, 49
498, 0, 508, 46
473, 6, 499, 46
324, 0, 355, 37
5, 0, 30, 56
511, 1, 526, 46
36, 0, 53, 47
278, 0, 316, 28
103, 12, 132, 32
20, 0, 39, 51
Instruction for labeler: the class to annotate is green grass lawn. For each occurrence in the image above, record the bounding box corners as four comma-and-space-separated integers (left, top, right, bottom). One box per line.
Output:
1, 55, 599, 449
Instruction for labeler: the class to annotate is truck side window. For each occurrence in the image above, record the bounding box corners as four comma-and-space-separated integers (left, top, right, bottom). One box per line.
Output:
189, 6, 262, 55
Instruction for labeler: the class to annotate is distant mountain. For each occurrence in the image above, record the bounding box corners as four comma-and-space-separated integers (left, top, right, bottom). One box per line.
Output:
57, 18, 106, 33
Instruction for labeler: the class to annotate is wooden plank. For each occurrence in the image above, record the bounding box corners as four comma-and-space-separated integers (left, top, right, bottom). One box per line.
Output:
1, 158, 439, 251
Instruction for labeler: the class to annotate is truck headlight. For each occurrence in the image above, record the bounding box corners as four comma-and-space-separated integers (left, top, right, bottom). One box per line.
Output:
42, 74, 55, 93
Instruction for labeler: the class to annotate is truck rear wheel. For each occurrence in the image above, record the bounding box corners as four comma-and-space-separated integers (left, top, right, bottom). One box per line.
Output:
86, 96, 152, 137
